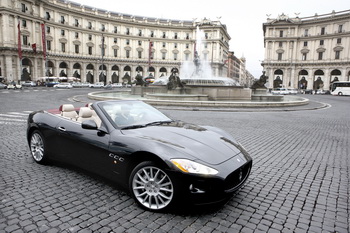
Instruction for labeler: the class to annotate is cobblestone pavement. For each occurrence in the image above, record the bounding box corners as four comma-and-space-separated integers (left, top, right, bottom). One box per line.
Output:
0, 89, 349, 233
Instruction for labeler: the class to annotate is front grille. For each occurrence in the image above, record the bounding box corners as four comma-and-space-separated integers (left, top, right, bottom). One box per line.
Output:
224, 161, 252, 192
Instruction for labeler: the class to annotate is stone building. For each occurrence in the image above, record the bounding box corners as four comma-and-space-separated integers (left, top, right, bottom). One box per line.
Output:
262, 10, 350, 91
0, 0, 231, 84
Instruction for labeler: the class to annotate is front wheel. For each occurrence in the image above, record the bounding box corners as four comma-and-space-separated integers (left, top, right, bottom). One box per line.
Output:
129, 161, 175, 211
30, 130, 48, 164
338, 92, 343, 96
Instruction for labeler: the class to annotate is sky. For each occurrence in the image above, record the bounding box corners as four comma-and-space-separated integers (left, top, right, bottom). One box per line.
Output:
71, 0, 349, 78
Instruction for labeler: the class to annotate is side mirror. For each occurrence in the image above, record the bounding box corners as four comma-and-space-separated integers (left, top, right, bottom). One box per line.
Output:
81, 120, 98, 130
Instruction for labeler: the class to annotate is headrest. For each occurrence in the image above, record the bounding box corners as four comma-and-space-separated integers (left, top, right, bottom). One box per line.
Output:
79, 107, 93, 118
61, 104, 75, 112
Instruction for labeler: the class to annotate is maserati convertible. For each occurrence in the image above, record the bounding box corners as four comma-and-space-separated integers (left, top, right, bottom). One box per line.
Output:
27, 100, 252, 211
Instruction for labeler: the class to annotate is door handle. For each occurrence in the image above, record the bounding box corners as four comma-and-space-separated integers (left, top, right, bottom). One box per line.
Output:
58, 126, 66, 132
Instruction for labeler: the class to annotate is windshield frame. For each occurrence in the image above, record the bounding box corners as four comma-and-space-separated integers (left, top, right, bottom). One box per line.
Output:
97, 100, 172, 129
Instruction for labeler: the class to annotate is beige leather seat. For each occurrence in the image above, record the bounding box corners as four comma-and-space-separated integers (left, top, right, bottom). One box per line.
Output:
77, 107, 95, 123
60, 104, 78, 120
86, 103, 102, 127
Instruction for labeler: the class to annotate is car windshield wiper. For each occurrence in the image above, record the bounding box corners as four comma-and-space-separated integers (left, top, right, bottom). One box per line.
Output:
121, 120, 173, 130
145, 120, 173, 127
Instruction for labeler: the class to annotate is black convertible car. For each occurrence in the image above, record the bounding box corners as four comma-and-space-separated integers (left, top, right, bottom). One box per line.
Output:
27, 100, 252, 211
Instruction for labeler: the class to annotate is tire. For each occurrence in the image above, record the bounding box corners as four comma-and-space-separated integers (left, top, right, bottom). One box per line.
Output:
29, 130, 48, 164
338, 92, 343, 96
129, 161, 175, 211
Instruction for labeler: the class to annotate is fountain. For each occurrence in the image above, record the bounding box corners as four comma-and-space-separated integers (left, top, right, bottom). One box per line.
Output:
132, 26, 251, 101
89, 27, 309, 108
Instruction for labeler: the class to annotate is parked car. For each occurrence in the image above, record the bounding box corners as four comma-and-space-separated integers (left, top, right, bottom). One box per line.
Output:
22, 81, 37, 87
271, 88, 289, 95
72, 82, 83, 88
27, 100, 252, 211
287, 89, 298, 95
89, 82, 104, 88
46, 82, 59, 87
53, 83, 73, 89
7, 83, 22, 90
111, 83, 123, 88
0, 83, 7, 89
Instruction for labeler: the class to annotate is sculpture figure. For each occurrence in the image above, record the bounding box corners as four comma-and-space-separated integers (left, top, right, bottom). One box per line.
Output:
251, 71, 268, 89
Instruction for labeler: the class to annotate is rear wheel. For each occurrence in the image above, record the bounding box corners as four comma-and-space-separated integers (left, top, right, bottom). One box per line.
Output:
338, 92, 343, 96
30, 130, 48, 164
129, 161, 175, 211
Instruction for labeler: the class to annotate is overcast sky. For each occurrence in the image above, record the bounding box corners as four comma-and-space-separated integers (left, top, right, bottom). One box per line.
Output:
71, 0, 349, 78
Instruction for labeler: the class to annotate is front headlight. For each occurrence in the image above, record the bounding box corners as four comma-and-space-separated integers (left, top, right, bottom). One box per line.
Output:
170, 159, 218, 175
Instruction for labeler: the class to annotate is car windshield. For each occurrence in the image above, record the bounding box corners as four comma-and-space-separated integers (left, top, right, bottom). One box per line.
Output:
98, 101, 172, 128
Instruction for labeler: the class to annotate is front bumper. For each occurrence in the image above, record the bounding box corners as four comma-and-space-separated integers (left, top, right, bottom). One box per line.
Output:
170, 155, 252, 205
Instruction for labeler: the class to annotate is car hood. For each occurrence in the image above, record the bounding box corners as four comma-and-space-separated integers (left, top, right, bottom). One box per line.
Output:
121, 122, 242, 165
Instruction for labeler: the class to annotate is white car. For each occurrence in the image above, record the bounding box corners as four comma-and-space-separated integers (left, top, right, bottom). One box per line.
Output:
111, 83, 123, 88
271, 88, 289, 95
287, 89, 298, 95
89, 82, 104, 88
22, 81, 37, 87
53, 83, 73, 89
7, 83, 23, 90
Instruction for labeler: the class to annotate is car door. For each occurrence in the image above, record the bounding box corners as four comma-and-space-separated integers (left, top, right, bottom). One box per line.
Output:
56, 118, 113, 176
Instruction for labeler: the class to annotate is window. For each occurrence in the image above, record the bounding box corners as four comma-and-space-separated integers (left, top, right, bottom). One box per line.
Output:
162, 42, 166, 48
320, 40, 324, 46
138, 40, 142, 46
126, 50, 130, 58
88, 34, 92, 41
47, 41, 51, 51
185, 53, 189, 60
174, 53, 178, 60
126, 39, 130, 45
126, 28, 130, 35
162, 52, 166, 60
138, 30, 142, 36
22, 35, 28, 45
138, 51, 142, 59
75, 45, 79, 54
75, 32, 79, 39
337, 38, 342, 44
304, 41, 308, 47
88, 46, 92, 55
321, 27, 325, 35
302, 53, 307, 61
21, 3, 26, 13
61, 30, 65, 36
101, 24, 105, 32
278, 53, 282, 61
75, 19, 79, 27
174, 43, 177, 48
186, 44, 189, 49
304, 29, 308, 37
22, 19, 27, 28
162, 32, 166, 38
279, 30, 283, 37
335, 51, 340, 60
186, 33, 189, 40
46, 12, 51, 20
114, 38, 118, 43
61, 43, 66, 52
174, 33, 178, 39
114, 49, 118, 57
88, 22, 92, 29
150, 31, 154, 37
114, 26, 118, 33
61, 16, 65, 24
338, 25, 343, 33
279, 42, 283, 47
47, 26, 51, 34
318, 52, 323, 60
205, 33, 208, 39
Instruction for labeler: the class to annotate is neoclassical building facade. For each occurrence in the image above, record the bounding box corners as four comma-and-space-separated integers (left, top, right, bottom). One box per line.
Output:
262, 10, 350, 91
0, 0, 231, 84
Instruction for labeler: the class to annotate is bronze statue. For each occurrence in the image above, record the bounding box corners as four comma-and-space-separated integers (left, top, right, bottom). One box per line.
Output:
251, 71, 268, 89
